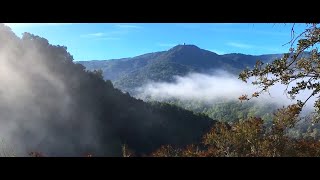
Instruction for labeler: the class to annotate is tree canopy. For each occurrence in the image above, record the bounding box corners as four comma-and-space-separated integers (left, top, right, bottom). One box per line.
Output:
239, 23, 320, 120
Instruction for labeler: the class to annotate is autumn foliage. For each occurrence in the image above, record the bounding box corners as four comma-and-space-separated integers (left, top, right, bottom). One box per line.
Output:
150, 105, 320, 157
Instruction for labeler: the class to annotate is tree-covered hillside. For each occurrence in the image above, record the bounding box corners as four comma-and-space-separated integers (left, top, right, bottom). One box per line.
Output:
0, 24, 214, 156
161, 99, 278, 123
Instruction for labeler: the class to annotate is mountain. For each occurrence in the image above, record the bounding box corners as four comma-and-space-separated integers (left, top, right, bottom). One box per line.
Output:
79, 45, 283, 93
0, 24, 214, 156
80, 51, 166, 81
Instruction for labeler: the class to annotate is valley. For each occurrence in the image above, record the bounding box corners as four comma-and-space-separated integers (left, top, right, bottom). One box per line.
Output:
1, 23, 320, 157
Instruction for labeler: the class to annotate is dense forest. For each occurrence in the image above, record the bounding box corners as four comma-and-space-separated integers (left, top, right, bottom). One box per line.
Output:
2, 23, 320, 157
142, 98, 277, 123
0, 24, 215, 156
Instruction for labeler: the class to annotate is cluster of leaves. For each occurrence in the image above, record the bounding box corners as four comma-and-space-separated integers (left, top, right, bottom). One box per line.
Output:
239, 24, 320, 115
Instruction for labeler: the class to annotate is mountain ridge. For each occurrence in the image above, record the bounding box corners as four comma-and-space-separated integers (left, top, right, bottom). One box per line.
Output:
77, 44, 283, 61
78, 44, 285, 93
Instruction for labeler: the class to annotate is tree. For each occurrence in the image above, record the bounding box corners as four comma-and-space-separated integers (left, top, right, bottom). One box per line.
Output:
239, 23, 320, 121
92, 69, 104, 80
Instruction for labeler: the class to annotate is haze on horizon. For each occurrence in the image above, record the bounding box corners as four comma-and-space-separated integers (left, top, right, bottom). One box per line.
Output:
4, 23, 308, 61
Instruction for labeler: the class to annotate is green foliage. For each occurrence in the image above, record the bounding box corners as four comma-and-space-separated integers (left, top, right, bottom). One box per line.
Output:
91, 69, 104, 80
146, 98, 277, 123
239, 23, 320, 115
151, 106, 320, 157
0, 139, 16, 157
151, 145, 183, 157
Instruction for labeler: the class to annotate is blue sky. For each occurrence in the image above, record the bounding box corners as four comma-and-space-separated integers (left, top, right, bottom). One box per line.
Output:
4, 23, 307, 61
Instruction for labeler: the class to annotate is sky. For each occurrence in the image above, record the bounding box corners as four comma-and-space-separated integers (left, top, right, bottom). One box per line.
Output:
4, 23, 308, 61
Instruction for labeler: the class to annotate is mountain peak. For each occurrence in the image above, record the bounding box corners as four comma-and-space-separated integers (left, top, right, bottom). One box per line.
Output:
169, 44, 201, 52
167, 44, 217, 57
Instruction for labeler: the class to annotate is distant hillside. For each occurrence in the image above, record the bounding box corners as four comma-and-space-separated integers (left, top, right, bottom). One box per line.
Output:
79, 45, 283, 93
80, 51, 166, 81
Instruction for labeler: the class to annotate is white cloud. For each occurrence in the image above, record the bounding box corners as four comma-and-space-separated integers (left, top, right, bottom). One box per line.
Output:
135, 71, 316, 113
81, 33, 121, 40
81, 31, 126, 40
115, 24, 142, 29
81, 27, 135, 40
87, 32, 105, 37
80, 24, 142, 41
227, 42, 253, 49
